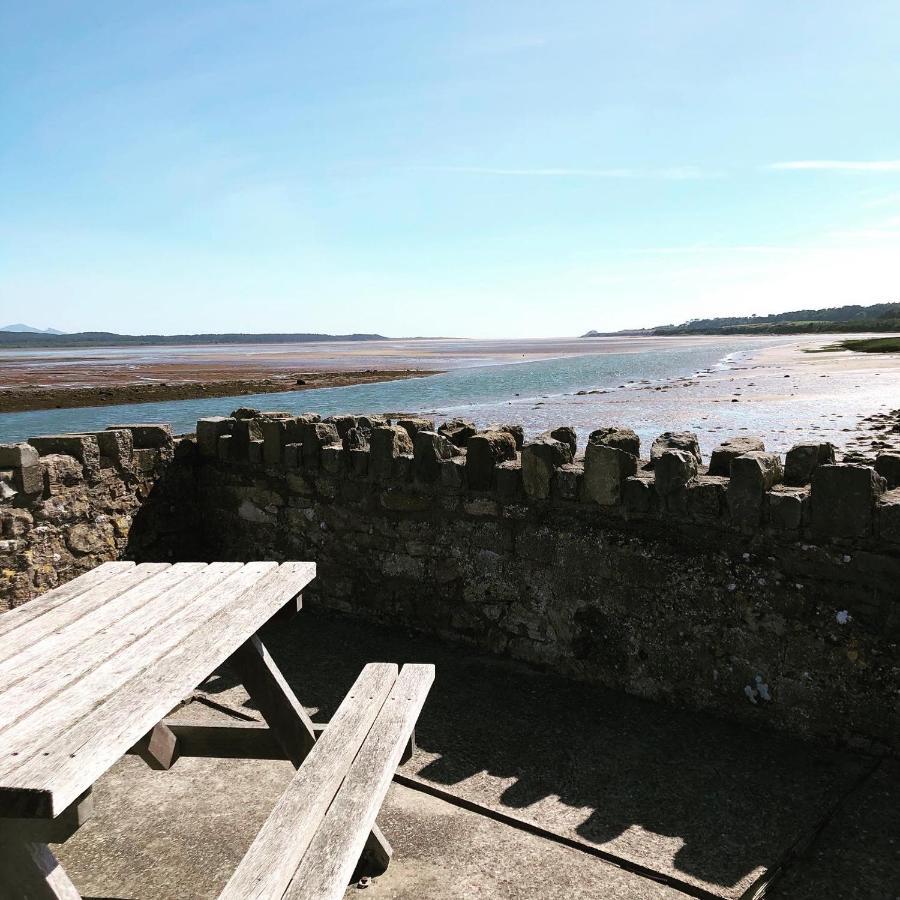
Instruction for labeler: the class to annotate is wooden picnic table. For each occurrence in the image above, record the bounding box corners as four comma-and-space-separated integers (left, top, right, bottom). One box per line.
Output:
0, 560, 432, 900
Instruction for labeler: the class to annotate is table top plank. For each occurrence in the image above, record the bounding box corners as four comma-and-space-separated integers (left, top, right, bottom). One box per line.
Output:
0, 563, 208, 697
285, 664, 435, 900
0, 561, 315, 817
0, 562, 136, 640
218, 663, 399, 900
0, 563, 170, 663
0, 563, 242, 735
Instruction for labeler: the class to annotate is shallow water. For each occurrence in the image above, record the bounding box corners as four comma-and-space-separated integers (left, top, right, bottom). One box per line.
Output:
0, 335, 896, 458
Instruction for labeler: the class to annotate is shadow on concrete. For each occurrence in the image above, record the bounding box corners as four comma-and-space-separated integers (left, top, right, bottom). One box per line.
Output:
202, 606, 873, 900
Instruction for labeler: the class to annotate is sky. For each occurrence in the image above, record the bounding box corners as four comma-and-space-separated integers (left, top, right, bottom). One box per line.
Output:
2, 1, 900, 339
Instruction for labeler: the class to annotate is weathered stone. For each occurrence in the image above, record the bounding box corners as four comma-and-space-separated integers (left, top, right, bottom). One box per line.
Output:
583, 442, 637, 505
727, 452, 783, 529
260, 418, 289, 465
29, 435, 100, 474
414, 430, 459, 484
217, 434, 232, 461
321, 444, 346, 474
553, 462, 584, 502
0, 443, 39, 469
487, 424, 525, 450
323, 415, 358, 439
231, 407, 262, 419
622, 476, 653, 518
588, 427, 640, 458
875, 453, 900, 489
343, 427, 369, 451
495, 460, 522, 499
66, 522, 114, 555
548, 427, 577, 457
380, 489, 432, 512
396, 418, 435, 441
686, 476, 727, 522
96, 429, 134, 471
349, 447, 369, 476
767, 487, 807, 532
650, 432, 701, 466
877, 489, 900, 543
370, 425, 414, 478
522, 437, 572, 500
247, 440, 264, 465
708, 436, 765, 477
439, 455, 467, 489
231, 419, 264, 460
133, 448, 161, 474
197, 417, 235, 458
302, 422, 340, 469
283, 442, 302, 468
654, 449, 698, 496
784, 442, 836, 486
438, 418, 477, 448
812, 464, 886, 539
355, 415, 387, 434
13, 465, 43, 496
466, 431, 517, 490
107, 423, 173, 450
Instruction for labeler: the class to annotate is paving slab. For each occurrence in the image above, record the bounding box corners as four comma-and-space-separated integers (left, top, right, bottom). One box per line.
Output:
246, 607, 871, 900
768, 758, 900, 900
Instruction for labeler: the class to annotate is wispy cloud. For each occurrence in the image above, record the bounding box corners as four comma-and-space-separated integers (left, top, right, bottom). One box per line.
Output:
422, 165, 715, 180
769, 160, 900, 172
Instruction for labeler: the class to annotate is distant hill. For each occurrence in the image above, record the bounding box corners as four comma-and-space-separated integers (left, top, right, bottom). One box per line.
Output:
582, 301, 900, 337
1, 323, 67, 335
0, 330, 389, 349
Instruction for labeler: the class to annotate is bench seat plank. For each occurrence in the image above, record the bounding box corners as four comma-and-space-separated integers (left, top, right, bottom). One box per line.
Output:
0, 562, 136, 640
0, 561, 315, 817
218, 662, 399, 900
285, 663, 434, 900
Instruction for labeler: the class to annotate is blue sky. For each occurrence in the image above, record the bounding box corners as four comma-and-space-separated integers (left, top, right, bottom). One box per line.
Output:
2, 1, 900, 338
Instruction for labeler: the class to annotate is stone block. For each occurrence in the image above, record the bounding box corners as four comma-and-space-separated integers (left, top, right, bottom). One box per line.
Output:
466, 431, 517, 490
321, 444, 345, 474
396, 417, 435, 440
686, 476, 727, 522
553, 462, 583, 502
437, 418, 477, 448
380, 489, 432, 513
767, 487, 807, 532
196, 417, 235, 458
877, 489, 900, 543
261, 418, 289, 465
231, 418, 263, 460
727, 451, 783, 529
343, 427, 368, 451
133, 448, 161, 474
487, 423, 524, 450
875, 453, 900, 489
583, 442, 637, 505
439, 456, 467, 489
414, 430, 459, 484
370, 425, 414, 478
784, 442, 836, 486
349, 448, 369, 476
324, 415, 358, 439
392, 454, 414, 481
548, 426, 577, 457
708, 436, 765, 477
302, 422, 341, 469
650, 431, 701, 466
283, 442, 301, 468
106, 423, 173, 450
496, 460, 522, 499
29, 435, 100, 474
217, 434, 232, 461
654, 449, 697, 496
247, 439, 264, 464
521, 436, 572, 500
13, 465, 43, 496
96, 429, 134, 470
0, 443, 39, 469
588, 426, 640, 457
622, 476, 653, 518
811, 464, 886, 539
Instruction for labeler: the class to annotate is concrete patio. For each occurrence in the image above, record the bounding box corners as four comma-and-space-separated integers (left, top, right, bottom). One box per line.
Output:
56, 608, 899, 900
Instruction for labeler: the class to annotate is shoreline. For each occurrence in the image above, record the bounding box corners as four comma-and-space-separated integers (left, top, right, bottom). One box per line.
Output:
0, 368, 438, 413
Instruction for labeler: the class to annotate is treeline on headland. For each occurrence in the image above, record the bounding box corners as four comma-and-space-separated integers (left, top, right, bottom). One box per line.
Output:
0, 331, 389, 349
583, 301, 900, 337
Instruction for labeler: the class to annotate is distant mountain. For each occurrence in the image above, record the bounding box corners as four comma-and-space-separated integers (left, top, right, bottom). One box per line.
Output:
0, 330, 389, 348
582, 301, 900, 337
1, 323, 67, 335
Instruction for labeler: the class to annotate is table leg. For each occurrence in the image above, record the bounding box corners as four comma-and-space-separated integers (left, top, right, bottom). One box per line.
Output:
0, 840, 81, 899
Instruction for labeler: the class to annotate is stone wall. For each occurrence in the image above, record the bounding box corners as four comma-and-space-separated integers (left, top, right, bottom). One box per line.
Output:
2, 410, 899, 752
0, 425, 198, 610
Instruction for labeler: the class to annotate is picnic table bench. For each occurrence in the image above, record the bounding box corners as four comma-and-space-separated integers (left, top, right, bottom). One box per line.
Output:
0, 561, 433, 899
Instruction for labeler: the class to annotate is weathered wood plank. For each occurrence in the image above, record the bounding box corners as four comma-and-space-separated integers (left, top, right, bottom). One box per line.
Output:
218, 663, 398, 900
0, 562, 314, 817
228, 634, 317, 766
0, 840, 82, 899
0, 789, 93, 843
127, 723, 284, 760
0, 563, 241, 731
0, 563, 219, 727
285, 663, 434, 900
134, 722, 180, 771
0, 561, 135, 640
0, 563, 169, 663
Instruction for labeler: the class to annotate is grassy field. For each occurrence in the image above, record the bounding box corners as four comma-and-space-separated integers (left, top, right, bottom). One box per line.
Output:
808, 337, 900, 353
